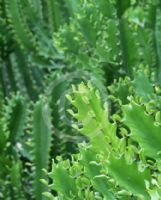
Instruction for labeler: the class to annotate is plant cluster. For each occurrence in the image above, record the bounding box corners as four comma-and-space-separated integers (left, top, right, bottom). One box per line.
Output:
1, 0, 161, 199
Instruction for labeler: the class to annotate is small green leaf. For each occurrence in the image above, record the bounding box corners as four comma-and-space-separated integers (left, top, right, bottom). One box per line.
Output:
123, 101, 161, 158
108, 156, 151, 199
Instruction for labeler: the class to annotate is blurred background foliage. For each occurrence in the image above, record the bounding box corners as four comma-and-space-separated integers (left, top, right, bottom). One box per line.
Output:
1, 0, 161, 199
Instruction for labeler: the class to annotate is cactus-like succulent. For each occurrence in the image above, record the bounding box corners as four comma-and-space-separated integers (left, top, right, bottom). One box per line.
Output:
1, 0, 161, 199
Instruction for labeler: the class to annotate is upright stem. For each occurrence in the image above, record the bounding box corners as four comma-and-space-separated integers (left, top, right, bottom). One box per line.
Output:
153, 8, 161, 84
116, 2, 132, 77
